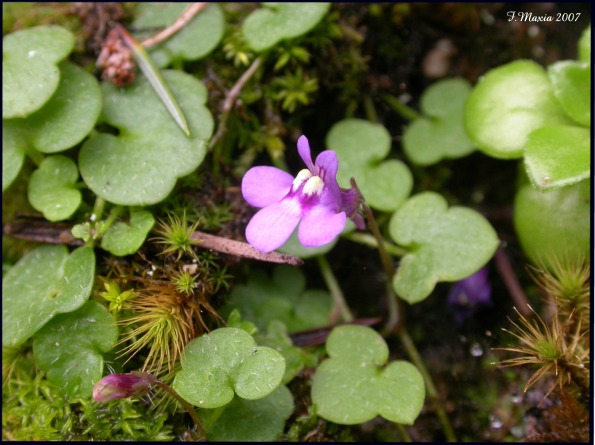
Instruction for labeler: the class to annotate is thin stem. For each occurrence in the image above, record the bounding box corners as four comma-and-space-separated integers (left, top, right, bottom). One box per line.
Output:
209, 56, 263, 152
201, 405, 227, 431
494, 247, 531, 317
91, 197, 106, 222
398, 330, 457, 442
352, 178, 457, 441
394, 422, 412, 442
153, 380, 206, 440
363, 95, 378, 123
141, 3, 209, 48
317, 255, 353, 323
383, 94, 423, 121
95, 206, 124, 240
353, 184, 401, 334
344, 231, 408, 256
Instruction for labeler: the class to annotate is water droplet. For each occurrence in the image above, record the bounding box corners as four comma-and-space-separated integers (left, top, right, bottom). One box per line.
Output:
511, 393, 523, 404
489, 415, 503, 429
469, 342, 483, 357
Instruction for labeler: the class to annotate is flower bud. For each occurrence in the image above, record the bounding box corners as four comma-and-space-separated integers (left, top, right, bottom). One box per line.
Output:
92, 372, 153, 403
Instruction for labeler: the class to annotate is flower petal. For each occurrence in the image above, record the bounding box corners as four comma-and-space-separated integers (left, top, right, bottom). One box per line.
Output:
242, 166, 293, 208
315, 150, 341, 206
245, 198, 302, 252
297, 135, 315, 171
298, 205, 346, 248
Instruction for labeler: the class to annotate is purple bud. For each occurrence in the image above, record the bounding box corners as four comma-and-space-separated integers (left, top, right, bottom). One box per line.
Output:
92, 372, 154, 403
447, 266, 492, 323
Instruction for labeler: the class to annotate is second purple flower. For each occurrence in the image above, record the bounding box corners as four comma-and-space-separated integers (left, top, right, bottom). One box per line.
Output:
242, 135, 363, 253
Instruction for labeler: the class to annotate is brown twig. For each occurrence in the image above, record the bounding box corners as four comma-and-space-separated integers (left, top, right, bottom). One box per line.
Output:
209, 56, 263, 151
190, 230, 303, 267
494, 246, 532, 316
141, 3, 210, 49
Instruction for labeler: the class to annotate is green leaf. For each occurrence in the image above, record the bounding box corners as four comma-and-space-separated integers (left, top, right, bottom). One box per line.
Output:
547, 61, 590, 127
101, 208, 155, 256
121, 27, 190, 136
403, 78, 475, 165
2, 120, 26, 191
243, 3, 330, 52
311, 325, 425, 425
2, 245, 95, 347
389, 192, 499, 304
202, 385, 294, 442
173, 327, 286, 408
514, 178, 590, 270
24, 61, 102, 153
327, 119, 413, 212
32, 301, 118, 398
133, 3, 224, 68
221, 265, 333, 333
79, 70, 213, 206
465, 60, 572, 159
28, 155, 82, 222
2, 62, 100, 191
578, 26, 590, 63
3, 25, 74, 118
255, 321, 311, 384
524, 125, 590, 190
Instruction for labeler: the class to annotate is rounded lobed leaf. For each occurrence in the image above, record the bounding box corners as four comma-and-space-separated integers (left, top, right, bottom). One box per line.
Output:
524, 125, 590, 191
311, 325, 425, 425
465, 60, 572, 159
221, 266, 333, 333
256, 321, 310, 384
389, 192, 499, 304
173, 327, 285, 409
201, 385, 294, 442
26, 61, 102, 153
2, 245, 95, 347
514, 178, 590, 271
79, 70, 213, 206
3, 25, 75, 118
133, 3, 224, 68
403, 78, 475, 165
2, 120, 27, 191
100, 208, 155, 256
547, 61, 590, 127
32, 301, 118, 398
327, 118, 413, 212
28, 155, 82, 222
243, 2, 330, 52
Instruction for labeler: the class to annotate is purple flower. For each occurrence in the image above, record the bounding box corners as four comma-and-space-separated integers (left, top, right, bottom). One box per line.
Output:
447, 266, 492, 323
242, 135, 363, 253
92, 372, 154, 403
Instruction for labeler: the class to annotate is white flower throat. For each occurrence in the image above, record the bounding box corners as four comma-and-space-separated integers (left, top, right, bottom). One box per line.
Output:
292, 169, 324, 197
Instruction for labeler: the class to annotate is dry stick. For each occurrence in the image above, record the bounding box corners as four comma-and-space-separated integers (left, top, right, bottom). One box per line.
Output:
190, 230, 303, 267
351, 178, 457, 442
141, 2, 210, 48
209, 56, 263, 151
494, 247, 532, 317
